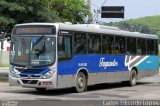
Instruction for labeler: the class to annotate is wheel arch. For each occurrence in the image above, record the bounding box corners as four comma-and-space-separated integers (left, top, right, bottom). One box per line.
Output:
132, 67, 138, 75
75, 68, 89, 86
76, 68, 89, 80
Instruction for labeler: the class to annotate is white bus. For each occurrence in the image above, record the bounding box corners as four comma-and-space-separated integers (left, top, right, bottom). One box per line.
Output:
9, 23, 159, 92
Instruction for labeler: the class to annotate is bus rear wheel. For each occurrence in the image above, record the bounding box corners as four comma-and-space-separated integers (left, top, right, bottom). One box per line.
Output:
129, 69, 137, 86
75, 72, 87, 93
122, 69, 137, 86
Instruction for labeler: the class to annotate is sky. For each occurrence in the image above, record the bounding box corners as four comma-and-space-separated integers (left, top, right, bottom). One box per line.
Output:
91, 0, 160, 23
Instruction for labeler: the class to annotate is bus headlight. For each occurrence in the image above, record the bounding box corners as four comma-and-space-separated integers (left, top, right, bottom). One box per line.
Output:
10, 67, 20, 78
41, 69, 56, 79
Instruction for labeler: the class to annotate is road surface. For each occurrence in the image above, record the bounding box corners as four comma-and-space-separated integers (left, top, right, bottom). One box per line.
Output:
0, 75, 160, 106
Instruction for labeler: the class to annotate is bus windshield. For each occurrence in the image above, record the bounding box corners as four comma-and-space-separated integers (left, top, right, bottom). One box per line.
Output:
10, 36, 56, 67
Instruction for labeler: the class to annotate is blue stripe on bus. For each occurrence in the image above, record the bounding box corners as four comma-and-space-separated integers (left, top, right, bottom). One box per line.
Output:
58, 55, 128, 75
57, 55, 159, 75
19, 67, 50, 77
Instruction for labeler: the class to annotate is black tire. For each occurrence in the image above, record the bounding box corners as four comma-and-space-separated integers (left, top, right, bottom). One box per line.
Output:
75, 72, 87, 93
122, 69, 137, 86
35, 88, 46, 92
129, 69, 137, 86
130, 69, 137, 86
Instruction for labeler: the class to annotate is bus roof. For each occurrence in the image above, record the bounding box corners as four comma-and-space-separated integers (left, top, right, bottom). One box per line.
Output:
15, 23, 158, 39
59, 23, 158, 39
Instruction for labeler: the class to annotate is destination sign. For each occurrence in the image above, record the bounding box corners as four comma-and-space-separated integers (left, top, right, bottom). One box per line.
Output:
14, 26, 56, 35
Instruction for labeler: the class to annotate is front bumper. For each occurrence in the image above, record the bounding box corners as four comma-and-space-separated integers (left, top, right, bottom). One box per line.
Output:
9, 74, 56, 89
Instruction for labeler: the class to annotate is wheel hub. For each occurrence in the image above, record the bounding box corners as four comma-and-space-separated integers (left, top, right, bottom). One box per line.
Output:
131, 72, 136, 85
78, 77, 84, 88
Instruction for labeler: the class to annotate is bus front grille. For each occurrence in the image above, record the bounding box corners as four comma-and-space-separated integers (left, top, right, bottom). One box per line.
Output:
21, 80, 38, 84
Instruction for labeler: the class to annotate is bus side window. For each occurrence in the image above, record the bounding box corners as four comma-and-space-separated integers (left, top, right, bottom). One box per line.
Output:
88, 34, 101, 54
74, 32, 87, 54
115, 36, 126, 54
154, 40, 158, 55
127, 37, 136, 55
137, 38, 146, 55
58, 35, 72, 61
102, 35, 114, 54
147, 39, 154, 55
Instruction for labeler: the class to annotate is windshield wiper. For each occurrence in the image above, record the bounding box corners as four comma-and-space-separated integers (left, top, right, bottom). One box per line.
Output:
35, 43, 46, 57
33, 35, 46, 57
32, 35, 44, 47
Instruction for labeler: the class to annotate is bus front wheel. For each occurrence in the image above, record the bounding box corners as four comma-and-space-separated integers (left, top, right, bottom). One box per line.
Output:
75, 72, 87, 93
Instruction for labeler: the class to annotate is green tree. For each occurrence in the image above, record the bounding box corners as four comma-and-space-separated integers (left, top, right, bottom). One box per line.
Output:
0, 0, 60, 35
48, 0, 90, 23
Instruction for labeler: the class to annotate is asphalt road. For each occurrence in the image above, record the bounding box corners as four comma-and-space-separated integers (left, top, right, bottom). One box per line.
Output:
0, 75, 160, 106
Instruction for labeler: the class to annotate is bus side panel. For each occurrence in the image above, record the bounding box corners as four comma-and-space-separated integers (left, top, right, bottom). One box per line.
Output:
136, 55, 159, 79
57, 60, 77, 88
87, 71, 130, 85
57, 55, 129, 88
57, 55, 159, 88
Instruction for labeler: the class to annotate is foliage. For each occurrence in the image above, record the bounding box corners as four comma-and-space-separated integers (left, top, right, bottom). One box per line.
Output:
0, 0, 61, 32
0, 64, 9, 67
0, 77, 8, 82
0, 0, 90, 39
109, 21, 151, 34
47, 0, 90, 23
107, 15, 160, 38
